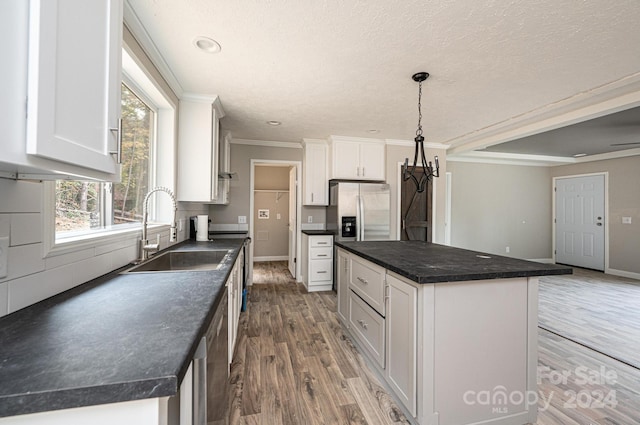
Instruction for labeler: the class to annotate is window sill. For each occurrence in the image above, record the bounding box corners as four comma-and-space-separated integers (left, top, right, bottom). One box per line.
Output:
44, 223, 169, 259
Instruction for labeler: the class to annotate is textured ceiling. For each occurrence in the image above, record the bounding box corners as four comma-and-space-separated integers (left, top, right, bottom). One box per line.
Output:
126, 0, 640, 157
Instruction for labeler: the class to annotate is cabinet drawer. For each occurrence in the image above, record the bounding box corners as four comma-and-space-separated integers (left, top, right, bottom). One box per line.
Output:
310, 235, 333, 247
310, 259, 332, 282
349, 291, 385, 368
310, 246, 333, 260
350, 256, 385, 316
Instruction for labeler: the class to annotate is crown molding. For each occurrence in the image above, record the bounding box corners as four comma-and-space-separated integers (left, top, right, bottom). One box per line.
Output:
328, 135, 385, 144
447, 151, 574, 167
573, 147, 640, 163
447, 72, 640, 155
230, 138, 302, 149
123, 1, 184, 97
385, 139, 449, 149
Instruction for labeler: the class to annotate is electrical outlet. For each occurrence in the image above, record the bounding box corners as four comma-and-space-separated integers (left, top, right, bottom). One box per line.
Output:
622, 216, 632, 224
308, 216, 313, 223
0, 237, 9, 279
277, 213, 281, 220
505, 246, 510, 253
238, 216, 247, 224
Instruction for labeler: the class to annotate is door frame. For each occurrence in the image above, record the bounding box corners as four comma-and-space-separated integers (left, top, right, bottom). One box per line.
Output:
249, 159, 302, 283
552, 172, 609, 271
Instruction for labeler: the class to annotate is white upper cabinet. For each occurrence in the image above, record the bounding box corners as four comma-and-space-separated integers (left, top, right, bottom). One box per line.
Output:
0, 0, 123, 181
177, 95, 225, 203
211, 132, 231, 205
302, 139, 328, 205
329, 136, 385, 181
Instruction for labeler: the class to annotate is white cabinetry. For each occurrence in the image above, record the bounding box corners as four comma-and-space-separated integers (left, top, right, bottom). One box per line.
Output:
329, 137, 385, 181
385, 273, 417, 416
1, 0, 123, 181
336, 248, 350, 325
212, 133, 231, 205
302, 139, 328, 205
228, 249, 243, 362
301, 233, 333, 292
349, 255, 386, 316
177, 96, 225, 202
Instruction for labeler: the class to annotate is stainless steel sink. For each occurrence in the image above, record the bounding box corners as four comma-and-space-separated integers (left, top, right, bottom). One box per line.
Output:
122, 249, 232, 273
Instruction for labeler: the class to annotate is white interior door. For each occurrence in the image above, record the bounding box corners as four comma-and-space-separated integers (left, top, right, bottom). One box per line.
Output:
555, 174, 605, 270
288, 167, 297, 278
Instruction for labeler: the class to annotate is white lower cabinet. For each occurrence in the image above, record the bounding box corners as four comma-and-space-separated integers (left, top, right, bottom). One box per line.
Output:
349, 291, 385, 368
301, 233, 333, 292
336, 248, 350, 325
228, 252, 243, 362
385, 273, 417, 417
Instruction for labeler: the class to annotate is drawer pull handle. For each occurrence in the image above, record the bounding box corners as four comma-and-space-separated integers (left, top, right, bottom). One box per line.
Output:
357, 277, 368, 285
357, 319, 368, 330
317, 254, 328, 257
317, 242, 328, 245
317, 271, 327, 274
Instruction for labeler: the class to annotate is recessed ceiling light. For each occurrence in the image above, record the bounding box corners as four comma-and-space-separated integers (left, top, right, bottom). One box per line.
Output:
573, 153, 588, 157
193, 36, 221, 53
367, 129, 380, 134
267, 120, 282, 126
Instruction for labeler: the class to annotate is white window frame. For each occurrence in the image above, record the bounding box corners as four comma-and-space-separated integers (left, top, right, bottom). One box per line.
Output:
43, 47, 177, 258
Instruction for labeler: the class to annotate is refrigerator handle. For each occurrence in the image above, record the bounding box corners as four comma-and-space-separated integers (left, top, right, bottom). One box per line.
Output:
355, 195, 361, 241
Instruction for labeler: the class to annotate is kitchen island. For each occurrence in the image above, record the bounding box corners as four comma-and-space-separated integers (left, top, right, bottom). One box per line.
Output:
335, 241, 571, 425
0, 238, 246, 424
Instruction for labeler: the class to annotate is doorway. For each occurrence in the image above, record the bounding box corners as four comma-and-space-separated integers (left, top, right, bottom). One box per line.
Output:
249, 160, 301, 282
554, 173, 606, 271
399, 167, 433, 241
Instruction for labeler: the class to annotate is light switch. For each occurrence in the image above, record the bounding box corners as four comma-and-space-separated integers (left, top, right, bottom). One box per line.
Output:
622, 216, 632, 224
0, 236, 8, 279
238, 216, 247, 224
277, 213, 281, 220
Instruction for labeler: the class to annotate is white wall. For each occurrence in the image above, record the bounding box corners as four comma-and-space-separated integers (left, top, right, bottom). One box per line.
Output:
448, 161, 552, 260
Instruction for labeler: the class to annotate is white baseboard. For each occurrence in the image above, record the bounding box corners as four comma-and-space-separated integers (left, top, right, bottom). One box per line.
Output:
254, 255, 288, 262
606, 268, 640, 281
526, 258, 555, 264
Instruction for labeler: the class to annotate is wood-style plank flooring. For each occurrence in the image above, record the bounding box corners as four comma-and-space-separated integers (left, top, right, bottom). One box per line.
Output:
223, 262, 640, 425
539, 268, 640, 369
227, 261, 409, 425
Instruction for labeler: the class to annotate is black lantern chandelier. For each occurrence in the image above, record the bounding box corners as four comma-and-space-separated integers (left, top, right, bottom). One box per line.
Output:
402, 72, 439, 193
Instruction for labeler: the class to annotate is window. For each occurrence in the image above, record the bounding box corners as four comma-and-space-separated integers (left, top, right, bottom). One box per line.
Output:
54, 83, 154, 241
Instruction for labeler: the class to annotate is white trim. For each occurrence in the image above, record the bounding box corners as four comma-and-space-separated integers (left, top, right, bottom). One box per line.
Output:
447, 71, 640, 155
254, 255, 289, 262
444, 172, 451, 246
607, 268, 640, 281
123, 2, 184, 97
526, 258, 555, 264
328, 135, 385, 144
231, 138, 302, 149
385, 139, 449, 150
447, 151, 573, 167
571, 147, 640, 164
249, 159, 303, 285
552, 172, 609, 272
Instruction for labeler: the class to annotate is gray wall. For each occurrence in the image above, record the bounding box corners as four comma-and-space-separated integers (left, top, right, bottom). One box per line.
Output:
550, 155, 640, 275
448, 161, 552, 260
253, 165, 290, 258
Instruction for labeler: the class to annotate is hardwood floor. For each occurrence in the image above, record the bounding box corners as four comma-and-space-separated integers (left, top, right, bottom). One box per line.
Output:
222, 263, 640, 425
226, 262, 409, 425
252, 261, 292, 285
539, 268, 640, 369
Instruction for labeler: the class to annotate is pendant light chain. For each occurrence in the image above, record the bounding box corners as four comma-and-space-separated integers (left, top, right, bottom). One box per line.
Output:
416, 80, 423, 138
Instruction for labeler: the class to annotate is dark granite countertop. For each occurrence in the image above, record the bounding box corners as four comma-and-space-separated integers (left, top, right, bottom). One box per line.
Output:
335, 241, 572, 284
0, 238, 246, 418
301, 230, 335, 236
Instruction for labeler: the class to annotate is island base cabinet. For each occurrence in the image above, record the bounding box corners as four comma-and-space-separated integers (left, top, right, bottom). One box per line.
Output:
349, 291, 385, 368
336, 248, 350, 326
418, 277, 538, 425
385, 273, 417, 417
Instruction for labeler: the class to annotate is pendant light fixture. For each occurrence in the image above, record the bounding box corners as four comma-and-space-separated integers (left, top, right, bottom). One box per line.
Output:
402, 72, 439, 193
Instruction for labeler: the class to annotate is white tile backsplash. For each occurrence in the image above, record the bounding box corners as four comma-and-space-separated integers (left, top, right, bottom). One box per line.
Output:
45, 248, 95, 270
7, 263, 77, 313
3, 243, 45, 282
10, 213, 42, 245
0, 179, 42, 213
0, 214, 10, 238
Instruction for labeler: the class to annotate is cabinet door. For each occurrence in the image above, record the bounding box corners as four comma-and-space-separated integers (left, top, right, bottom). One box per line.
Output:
385, 273, 417, 416
26, 0, 122, 176
303, 143, 327, 205
359, 142, 385, 180
332, 141, 360, 179
336, 249, 350, 325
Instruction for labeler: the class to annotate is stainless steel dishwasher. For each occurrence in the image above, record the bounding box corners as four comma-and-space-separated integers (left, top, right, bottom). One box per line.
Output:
193, 283, 229, 425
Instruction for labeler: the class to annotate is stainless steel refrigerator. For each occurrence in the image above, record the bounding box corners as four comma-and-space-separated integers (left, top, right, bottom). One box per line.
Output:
326, 180, 391, 242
